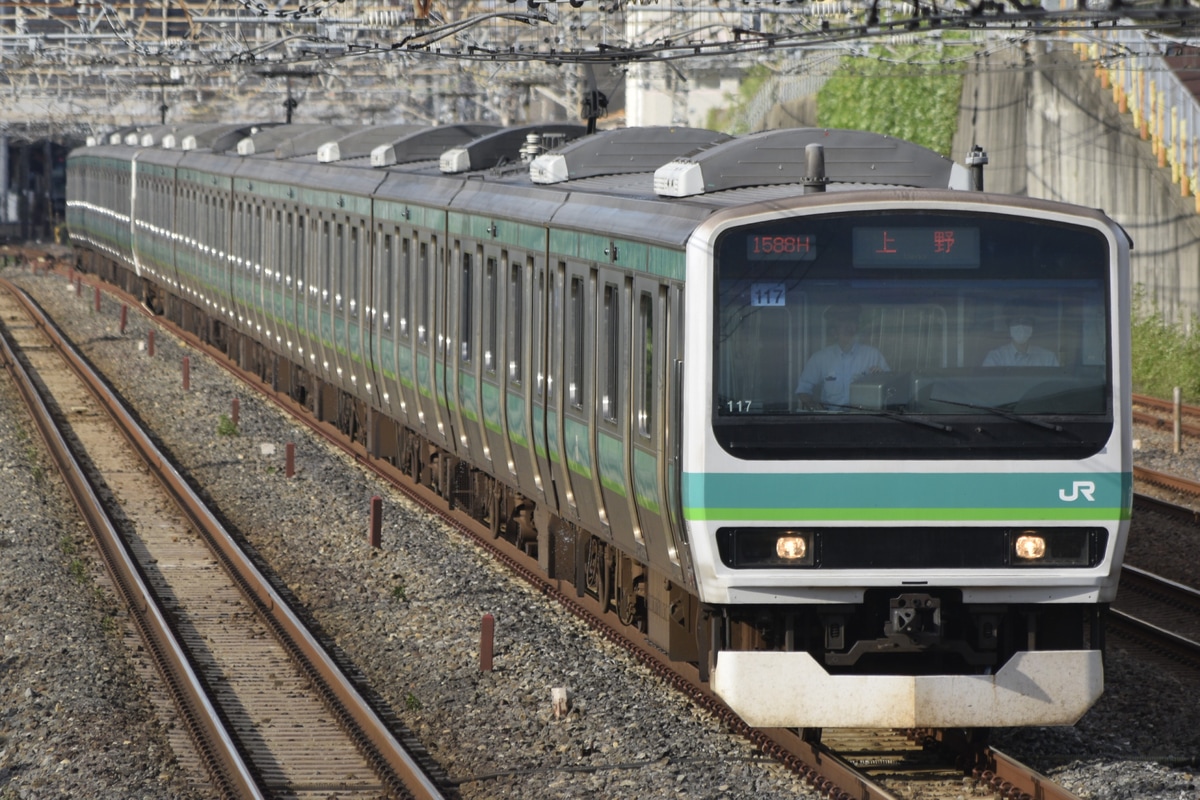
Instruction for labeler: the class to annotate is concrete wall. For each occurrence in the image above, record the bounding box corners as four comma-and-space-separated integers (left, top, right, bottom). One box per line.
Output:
952, 45, 1200, 327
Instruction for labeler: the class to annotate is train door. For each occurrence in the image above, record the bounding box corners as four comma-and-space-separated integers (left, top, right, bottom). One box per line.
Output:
392, 230, 418, 428
413, 232, 452, 450
551, 261, 603, 532
295, 212, 320, 380
216, 193, 230, 317
449, 240, 488, 467
280, 210, 299, 359
313, 215, 340, 386
264, 206, 286, 355
250, 201, 268, 340
373, 225, 406, 423
230, 196, 251, 335
496, 251, 542, 499
340, 217, 370, 398
477, 243, 509, 472
667, 283, 695, 587
530, 260, 557, 513
596, 272, 643, 559
631, 279, 689, 587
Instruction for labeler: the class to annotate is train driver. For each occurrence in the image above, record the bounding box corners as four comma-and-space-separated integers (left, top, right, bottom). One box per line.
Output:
982, 313, 1059, 368
796, 306, 890, 410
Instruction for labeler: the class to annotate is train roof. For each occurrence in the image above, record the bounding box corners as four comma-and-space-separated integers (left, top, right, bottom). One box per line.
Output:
70, 124, 996, 251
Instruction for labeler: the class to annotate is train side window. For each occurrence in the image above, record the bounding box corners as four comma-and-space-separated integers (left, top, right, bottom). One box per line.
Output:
460, 247, 473, 363
602, 283, 619, 422
569, 275, 584, 408
485, 254, 498, 374
508, 259, 525, 384
418, 240, 429, 345
381, 232, 394, 331
399, 234, 410, 338
637, 290, 654, 437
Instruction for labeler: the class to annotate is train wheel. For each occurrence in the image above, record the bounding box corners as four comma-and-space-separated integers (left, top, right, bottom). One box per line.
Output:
584, 537, 603, 596
615, 557, 643, 629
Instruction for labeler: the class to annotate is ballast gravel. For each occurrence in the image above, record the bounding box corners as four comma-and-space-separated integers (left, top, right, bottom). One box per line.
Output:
1, 264, 1199, 799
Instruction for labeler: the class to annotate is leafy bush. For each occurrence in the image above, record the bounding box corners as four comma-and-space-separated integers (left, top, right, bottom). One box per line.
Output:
1131, 285, 1200, 401
816, 47, 964, 156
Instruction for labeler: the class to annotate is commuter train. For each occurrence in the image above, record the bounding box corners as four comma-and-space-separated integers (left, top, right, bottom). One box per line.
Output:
66, 121, 1132, 729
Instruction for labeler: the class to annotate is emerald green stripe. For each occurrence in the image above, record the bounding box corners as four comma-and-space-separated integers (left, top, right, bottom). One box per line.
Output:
685, 506, 1129, 522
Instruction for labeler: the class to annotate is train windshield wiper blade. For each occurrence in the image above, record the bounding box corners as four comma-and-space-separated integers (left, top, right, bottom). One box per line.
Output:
927, 395, 1070, 434
822, 403, 955, 432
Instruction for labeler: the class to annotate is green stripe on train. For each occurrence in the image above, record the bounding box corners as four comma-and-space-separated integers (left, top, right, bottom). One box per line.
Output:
682, 471, 1132, 521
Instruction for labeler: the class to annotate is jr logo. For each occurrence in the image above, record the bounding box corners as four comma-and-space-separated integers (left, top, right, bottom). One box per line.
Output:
1059, 481, 1096, 502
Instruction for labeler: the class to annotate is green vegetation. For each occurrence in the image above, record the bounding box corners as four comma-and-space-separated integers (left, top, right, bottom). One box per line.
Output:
217, 414, 239, 437
391, 583, 408, 602
816, 47, 965, 156
69, 558, 88, 583
405, 692, 422, 711
706, 45, 964, 153
1131, 285, 1200, 401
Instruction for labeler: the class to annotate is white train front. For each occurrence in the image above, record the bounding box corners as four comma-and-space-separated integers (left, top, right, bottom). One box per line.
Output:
67, 124, 1132, 729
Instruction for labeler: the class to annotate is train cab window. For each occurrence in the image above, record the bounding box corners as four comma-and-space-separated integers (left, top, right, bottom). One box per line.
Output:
460, 249, 473, 363
637, 291, 654, 437
569, 276, 585, 409
381, 232, 394, 331
484, 255, 498, 374
712, 211, 1114, 460
508, 260, 525, 384
602, 283, 619, 422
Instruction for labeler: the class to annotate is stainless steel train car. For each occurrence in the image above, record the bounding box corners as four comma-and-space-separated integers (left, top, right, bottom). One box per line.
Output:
66, 122, 1132, 729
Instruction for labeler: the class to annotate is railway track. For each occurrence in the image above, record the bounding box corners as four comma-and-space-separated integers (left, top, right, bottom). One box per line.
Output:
10, 256, 1092, 800
1132, 391, 1200, 438
0, 278, 449, 800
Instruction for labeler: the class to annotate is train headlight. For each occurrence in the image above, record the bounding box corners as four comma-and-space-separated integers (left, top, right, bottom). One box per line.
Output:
716, 528, 816, 568
1014, 532, 1047, 561
776, 535, 808, 560
1009, 528, 1102, 567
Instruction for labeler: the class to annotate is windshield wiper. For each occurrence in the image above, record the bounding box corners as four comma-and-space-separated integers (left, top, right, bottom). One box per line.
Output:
821, 403, 956, 432
926, 395, 1074, 435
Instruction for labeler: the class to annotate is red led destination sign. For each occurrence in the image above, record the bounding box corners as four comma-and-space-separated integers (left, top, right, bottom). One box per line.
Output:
852, 227, 980, 268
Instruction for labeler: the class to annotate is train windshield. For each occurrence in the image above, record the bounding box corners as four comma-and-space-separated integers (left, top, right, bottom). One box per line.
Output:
712, 210, 1113, 459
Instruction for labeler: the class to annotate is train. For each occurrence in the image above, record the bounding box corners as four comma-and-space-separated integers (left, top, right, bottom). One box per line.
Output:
66, 121, 1132, 730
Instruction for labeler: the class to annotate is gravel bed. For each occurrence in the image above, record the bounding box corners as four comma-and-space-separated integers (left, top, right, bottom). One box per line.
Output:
3, 265, 1200, 799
